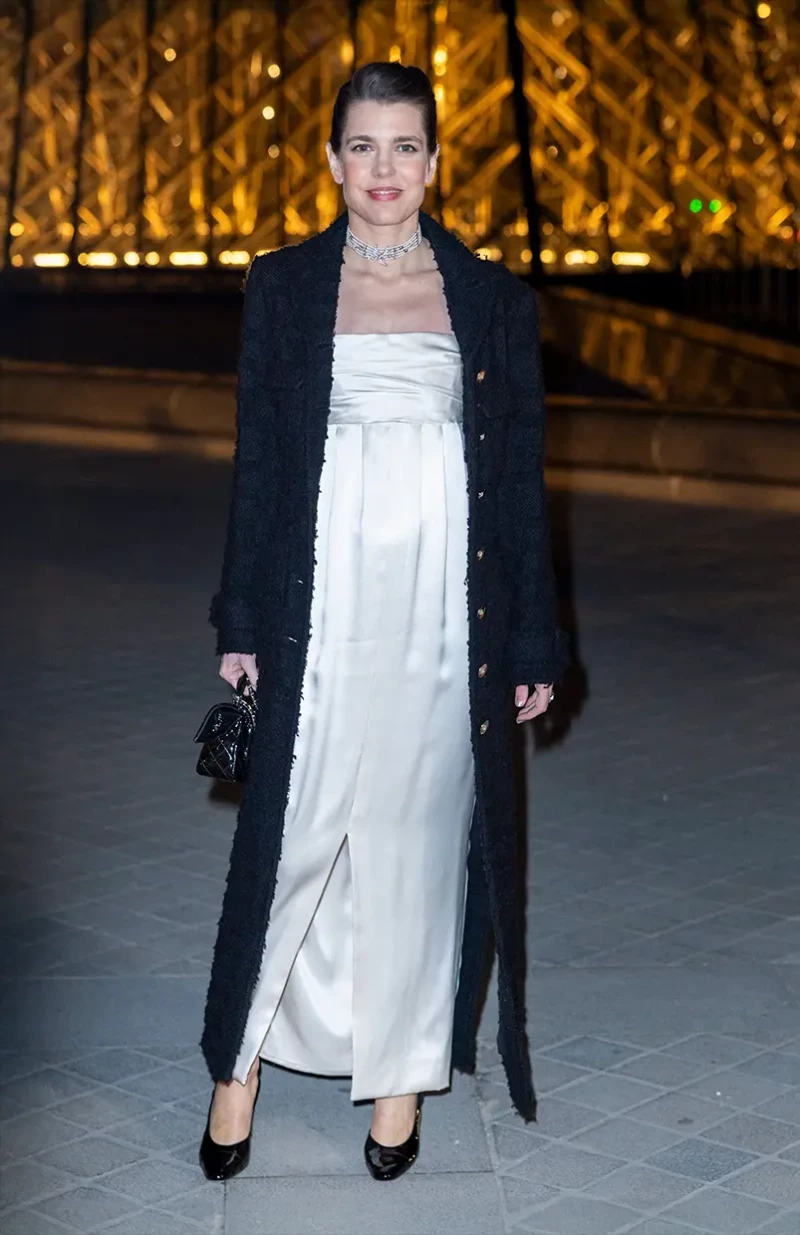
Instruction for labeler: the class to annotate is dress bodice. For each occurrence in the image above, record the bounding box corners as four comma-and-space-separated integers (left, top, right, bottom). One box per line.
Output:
329, 332, 463, 426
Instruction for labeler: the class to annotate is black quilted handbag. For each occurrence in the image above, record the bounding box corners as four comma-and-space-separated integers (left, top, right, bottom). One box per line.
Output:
194, 675, 256, 783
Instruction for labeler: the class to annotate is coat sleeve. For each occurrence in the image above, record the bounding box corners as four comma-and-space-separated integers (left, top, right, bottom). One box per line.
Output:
209, 255, 277, 655
499, 280, 570, 687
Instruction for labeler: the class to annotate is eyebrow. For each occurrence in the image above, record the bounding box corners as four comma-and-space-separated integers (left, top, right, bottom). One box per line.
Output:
346, 133, 423, 143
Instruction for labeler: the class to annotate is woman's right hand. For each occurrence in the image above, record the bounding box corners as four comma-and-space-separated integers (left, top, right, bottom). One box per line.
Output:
220, 652, 258, 691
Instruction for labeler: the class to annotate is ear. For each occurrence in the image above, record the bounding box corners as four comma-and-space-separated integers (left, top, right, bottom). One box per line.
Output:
326, 142, 344, 185
425, 144, 440, 186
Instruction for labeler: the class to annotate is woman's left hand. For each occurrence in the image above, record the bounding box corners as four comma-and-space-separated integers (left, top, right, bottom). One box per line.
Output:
514, 683, 553, 723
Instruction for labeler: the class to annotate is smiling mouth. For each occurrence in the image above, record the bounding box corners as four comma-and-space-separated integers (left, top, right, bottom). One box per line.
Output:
367, 188, 402, 197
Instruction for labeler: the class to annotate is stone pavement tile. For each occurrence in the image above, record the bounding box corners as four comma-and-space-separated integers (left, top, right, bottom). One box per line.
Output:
497, 1176, 560, 1221
502, 1144, 624, 1189
0, 1109, 85, 1164
0, 1069, 96, 1120
102, 1210, 210, 1234
29, 1185, 141, 1230
96, 1156, 202, 1205
540, 1038, 642, 1071
529, 1097, 606, 1139
661, 1185, 779, 1233
735, 1053, 800, 1087
529, 1057, 591, 1095
569, 1117, 683, 1161
681, 1068, 789, 1109
108, 1106, 202, 1151
554, 1073, 660, 1115
723, 1160, 800, 1204
586, 1164, 702, 1210
611, 1053, 710, 1089
628, 1091, 729, 1133
491, 1122, 550, 1166
645, 1138, 756, 1181
114, 1065, 209, 1104
0, 1159, 74, 1211
617, 1222, 700, 1235
61, 1049, 164, 1085
517, 1194, 640, 1233
0, 1210, 75, 1235
661, 1036, 763, 1068
51, 1087, 159, 1131
754, 1210, 800, 1234
226, 1172, 505, 1234
700, 1111, 800, 1154
35, 1134, 149, 1177
754, 1091, 800, 1125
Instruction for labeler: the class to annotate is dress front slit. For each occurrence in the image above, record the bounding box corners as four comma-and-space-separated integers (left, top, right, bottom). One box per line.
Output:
232, 331, 476, 1101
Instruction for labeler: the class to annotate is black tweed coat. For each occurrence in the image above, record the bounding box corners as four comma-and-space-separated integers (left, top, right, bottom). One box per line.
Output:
201, 208, 569, 1121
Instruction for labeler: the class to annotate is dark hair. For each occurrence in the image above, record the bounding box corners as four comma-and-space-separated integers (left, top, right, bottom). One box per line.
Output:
329, 61, 437, 155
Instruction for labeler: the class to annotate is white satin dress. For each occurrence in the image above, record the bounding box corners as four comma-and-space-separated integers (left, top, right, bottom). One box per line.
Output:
233, 331, 476, 1100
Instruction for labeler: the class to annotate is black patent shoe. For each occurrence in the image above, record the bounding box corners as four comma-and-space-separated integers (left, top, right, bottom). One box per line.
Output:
364, 1101, 421, 1181
199, 1072, 260, 1182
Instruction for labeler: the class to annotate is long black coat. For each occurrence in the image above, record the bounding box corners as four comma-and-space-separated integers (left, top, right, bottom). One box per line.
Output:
201, 208, 569, 1122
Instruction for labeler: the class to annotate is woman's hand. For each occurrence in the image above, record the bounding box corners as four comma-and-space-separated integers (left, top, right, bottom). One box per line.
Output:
220, 652, 258, 691
514, 683, 553, 723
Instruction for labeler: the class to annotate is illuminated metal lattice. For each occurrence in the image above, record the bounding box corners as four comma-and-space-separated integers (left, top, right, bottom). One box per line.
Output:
1, 0, 798, 273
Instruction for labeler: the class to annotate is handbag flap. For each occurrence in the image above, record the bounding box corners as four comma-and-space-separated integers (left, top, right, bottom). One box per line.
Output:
194, 702, 244, 744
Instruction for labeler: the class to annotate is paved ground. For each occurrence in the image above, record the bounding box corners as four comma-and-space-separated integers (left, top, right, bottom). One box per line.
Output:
1, 442, 799, 1235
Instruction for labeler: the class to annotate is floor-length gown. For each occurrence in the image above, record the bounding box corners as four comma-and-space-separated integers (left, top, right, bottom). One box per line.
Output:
232, 331, 476, 1100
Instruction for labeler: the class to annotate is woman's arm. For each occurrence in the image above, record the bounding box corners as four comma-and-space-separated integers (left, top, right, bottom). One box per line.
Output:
209, 255, 277, 656
498, 280, 569, 688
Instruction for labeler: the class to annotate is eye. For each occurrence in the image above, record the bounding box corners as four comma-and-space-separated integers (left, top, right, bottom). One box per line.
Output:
397, 144, 418, 153
351, 143, 371, 153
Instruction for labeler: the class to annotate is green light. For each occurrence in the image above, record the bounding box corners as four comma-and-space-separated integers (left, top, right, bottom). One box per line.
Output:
689, 199, 703, 213
709, 198, 722, 213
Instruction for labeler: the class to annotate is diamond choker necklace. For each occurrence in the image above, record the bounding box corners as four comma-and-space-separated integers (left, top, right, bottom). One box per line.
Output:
345, 222, 422, 266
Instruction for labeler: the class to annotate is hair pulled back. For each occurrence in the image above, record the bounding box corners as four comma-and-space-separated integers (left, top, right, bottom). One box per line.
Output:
329, 61, 437, 155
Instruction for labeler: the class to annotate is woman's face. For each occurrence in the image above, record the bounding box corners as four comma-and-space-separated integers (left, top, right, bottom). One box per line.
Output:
327, 99, 438, 225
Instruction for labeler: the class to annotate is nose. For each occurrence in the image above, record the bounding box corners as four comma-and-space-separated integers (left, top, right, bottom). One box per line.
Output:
372, 147, 395, 177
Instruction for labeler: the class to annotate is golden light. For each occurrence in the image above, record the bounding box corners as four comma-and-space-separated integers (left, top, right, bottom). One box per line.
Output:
11, 254, 23, 267
163, 47, 176, 61
565, 249, 599, 265
474, 245, 503, 261
340, 38, 354, 66
219, 249, 250, 265
169, 251, 208, 266
612, 251, 651, 266
521, 248, 533, 263
432, 46, 447, 75
268, 144, 280, 158
85, 251, 117, 267
33, 253, 69, 267
267, 63, 281, 79
144, 251, 160, 266
9, 221, 24, 236
389, 45, 402, 63
540, 250, 557, 264
261, 105, 275, 119
757, 2, 771, 16
124, 252, 140, 266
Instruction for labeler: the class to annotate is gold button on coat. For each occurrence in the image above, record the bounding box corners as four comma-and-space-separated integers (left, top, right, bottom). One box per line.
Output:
477, 606, 485, 619
480, 720, 490, 734
476, 369, 486, 382
478, 663, 487, 678
476, 548, 484, 560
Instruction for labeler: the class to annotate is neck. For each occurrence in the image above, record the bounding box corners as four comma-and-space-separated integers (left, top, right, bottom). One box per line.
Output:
346, 209, 421, 249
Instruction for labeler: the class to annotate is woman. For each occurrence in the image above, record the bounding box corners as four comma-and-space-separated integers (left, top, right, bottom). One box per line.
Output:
199, 60, 568, 1184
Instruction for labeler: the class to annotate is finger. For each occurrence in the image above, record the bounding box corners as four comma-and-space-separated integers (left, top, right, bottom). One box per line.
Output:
514, 685, 530, 708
